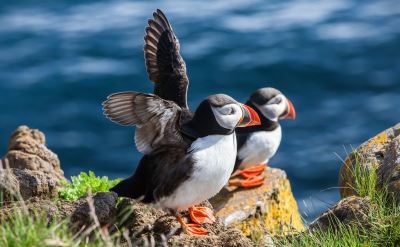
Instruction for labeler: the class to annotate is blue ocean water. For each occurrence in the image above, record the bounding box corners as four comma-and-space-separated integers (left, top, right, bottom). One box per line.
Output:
0, 0, 399, 221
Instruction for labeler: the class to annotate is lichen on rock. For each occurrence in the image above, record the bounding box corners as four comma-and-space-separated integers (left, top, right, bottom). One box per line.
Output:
339, 123, 400, 200
210, 167, 304, 238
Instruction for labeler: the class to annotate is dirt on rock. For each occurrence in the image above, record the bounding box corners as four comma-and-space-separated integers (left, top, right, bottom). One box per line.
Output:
2, 125, 64, 182
70, 191, 119, 230
0, 192, 252, 246
0, 192, 117, 226
0, 168, 59, 202
117, 198, 252, 246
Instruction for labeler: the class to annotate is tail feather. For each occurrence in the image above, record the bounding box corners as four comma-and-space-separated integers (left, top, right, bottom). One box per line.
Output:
110, 176, 143, 199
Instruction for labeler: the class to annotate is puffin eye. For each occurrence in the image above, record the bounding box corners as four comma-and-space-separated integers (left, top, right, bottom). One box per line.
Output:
221, 106, 234, 115
268, 96, 282, 105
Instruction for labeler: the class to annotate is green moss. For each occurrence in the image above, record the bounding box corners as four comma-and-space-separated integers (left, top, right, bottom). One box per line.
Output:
58, 171, 121, 201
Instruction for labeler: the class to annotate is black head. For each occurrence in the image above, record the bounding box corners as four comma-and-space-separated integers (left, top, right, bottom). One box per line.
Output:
182, 94, 260, 138
248, 87, 296, 122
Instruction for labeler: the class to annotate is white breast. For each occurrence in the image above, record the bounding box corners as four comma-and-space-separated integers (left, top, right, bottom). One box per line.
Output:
159, 133, 237, 211
238, 126, 282, 169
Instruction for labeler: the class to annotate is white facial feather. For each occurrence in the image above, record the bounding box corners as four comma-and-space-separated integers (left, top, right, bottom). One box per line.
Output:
256, 94, 287, 121
210, 103, 242, 130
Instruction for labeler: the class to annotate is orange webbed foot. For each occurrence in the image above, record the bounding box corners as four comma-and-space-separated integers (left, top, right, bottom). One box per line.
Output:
177, 215, 209, 236
228, 175, 265, 188
189, 206, 216, 224
238, 163, 267, 178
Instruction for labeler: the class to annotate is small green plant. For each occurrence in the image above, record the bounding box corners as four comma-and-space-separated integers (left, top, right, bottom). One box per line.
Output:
58, 171, 121, 201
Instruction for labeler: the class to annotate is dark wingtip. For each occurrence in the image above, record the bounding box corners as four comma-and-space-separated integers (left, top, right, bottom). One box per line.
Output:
153, 11, 159, 20
154, 9, 171, 29
153, 9, 165, 21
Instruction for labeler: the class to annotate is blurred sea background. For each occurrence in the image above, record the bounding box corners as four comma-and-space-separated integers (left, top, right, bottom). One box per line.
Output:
0, 0, 399, 222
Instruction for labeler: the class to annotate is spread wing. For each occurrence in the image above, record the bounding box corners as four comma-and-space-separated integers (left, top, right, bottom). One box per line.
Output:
102, 92, 186, 154
144, 9, 189, 109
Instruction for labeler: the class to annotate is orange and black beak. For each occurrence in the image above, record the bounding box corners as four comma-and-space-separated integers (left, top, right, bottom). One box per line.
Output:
238, 104, 261, 127
282, 99, 296, 120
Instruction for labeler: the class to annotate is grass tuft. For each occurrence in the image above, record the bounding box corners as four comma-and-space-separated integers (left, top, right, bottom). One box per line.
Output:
351, 152, 378, 201
0, 205, 132, 247
275, 151, 400, 246
58, 171, 121, 201
0, 210, 74, 247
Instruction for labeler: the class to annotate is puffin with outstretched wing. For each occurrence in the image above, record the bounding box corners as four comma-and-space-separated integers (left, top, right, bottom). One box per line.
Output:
103, 10, 261, 236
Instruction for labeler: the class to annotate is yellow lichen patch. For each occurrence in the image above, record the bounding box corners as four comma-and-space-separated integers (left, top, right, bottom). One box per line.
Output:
211, 168, 304, 238
366, 131, 388, 148
239, 178, 304, 236
240, 216, 263, 236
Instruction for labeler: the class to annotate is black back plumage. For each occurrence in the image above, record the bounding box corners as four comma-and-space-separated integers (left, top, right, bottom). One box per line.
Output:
110, 146, 194, 203
144, 9, 189, 109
